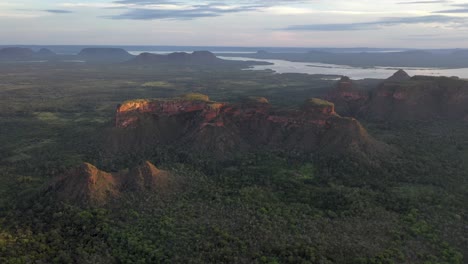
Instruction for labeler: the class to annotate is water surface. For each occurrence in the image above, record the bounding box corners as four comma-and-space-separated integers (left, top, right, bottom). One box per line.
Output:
220, 56, 468, 79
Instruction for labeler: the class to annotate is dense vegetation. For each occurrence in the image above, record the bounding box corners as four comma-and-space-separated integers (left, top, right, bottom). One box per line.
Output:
0, 62, 466, 263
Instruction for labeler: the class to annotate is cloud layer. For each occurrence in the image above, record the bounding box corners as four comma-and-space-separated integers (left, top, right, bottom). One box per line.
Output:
2, 0, 468, 47
282, 15, 466, 31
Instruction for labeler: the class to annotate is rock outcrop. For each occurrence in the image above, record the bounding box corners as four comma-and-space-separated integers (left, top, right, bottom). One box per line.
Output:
386, 69, 411, 82
112, 93, 386, 161
366, 75, 468, 121
326, 71, 468, 121
325, 76, 369, 116
45, 161, 169, 206
121, 161, 169, 192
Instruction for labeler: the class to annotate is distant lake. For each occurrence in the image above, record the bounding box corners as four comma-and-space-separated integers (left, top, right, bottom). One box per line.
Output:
219, 56, 468, 80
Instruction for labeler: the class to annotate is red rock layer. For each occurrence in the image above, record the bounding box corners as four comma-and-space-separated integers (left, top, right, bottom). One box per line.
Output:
113, 94, 380, 159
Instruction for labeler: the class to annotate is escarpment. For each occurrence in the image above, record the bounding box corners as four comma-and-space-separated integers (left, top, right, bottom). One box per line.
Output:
326, 70, 468, 121
112, 93, 386, 161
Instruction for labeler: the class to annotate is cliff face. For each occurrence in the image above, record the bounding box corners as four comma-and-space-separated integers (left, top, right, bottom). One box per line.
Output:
366, 75, 468, 121
45, 161, 169, 206
326, 71, 468, 121
325, 76, 369, 117
113, 94, 384, 160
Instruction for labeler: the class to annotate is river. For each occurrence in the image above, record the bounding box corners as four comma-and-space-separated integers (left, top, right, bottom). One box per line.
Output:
219, 56, 468, 80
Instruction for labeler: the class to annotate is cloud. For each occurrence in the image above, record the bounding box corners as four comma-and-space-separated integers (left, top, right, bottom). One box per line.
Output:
43, 9, 73, 14
113, 0, 301, 4
107, 4, 260, 20
103, 0, 305, 20
281, 15, 466, 31
399, 34, 468, 41
398, 0, 451, 4
433, 2, 468, 13
434, 8, 468, 13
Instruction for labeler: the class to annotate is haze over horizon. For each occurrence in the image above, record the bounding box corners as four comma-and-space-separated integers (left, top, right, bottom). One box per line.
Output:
1, 0, 468, 48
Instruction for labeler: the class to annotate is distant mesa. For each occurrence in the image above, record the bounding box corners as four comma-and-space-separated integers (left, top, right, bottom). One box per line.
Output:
78, 47, 131, 57
111, 94, 387, 162
127, 50, 269, 66
326, 70, 468, 121
78, 47, 134, 62
36, 48, 56, 57
0, 47, 35, 59
45, 161, 170, 206
129, 51, 221, 65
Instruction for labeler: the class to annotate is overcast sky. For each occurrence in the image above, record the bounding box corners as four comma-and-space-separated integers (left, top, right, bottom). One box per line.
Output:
1, 0, 468, 48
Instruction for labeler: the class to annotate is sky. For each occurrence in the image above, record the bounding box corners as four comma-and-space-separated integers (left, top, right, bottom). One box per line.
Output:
1, 0, 468, 48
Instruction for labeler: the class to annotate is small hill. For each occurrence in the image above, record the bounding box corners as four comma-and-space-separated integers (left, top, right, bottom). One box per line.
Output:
386, 69, 411, 82
36, 48, 56, 57
122, 161, 170, 191
46, 163, 118, 206
78, 47, 134, 62
45, 161, 170, 206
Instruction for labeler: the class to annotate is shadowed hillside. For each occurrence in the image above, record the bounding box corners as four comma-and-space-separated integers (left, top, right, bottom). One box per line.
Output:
109, 93, 388, 163
326, 70, 468, 121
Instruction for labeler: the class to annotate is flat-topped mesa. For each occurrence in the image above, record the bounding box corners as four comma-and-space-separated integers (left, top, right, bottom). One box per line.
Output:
367, 75, 468, 121
129, 51, 222, 65
116, 93, 225, 128
78, 47, 133, 62
45, 161, 170, 206
78, 47, 131, 57
112, 94, 385, 161
302, 98, 336, 115
0, 47, 35, 59
325, 70, 468, 121
36, 48, 56, 56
